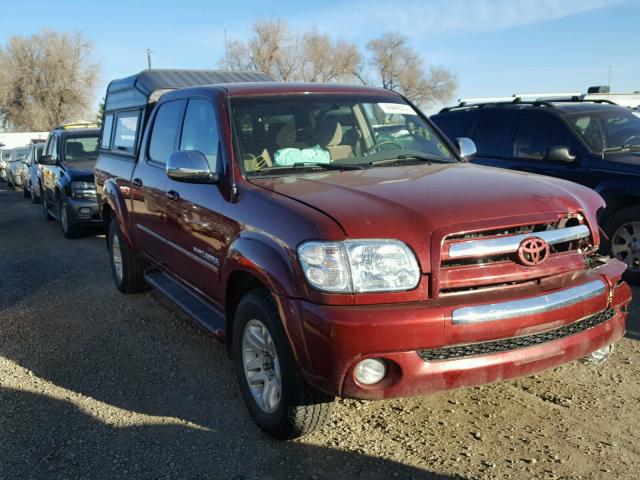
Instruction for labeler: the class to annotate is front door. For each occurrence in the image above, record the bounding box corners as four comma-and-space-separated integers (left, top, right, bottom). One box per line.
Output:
163, 98, 228, 306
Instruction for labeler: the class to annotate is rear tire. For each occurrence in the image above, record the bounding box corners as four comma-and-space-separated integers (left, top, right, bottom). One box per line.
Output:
602, 205, 640, 285
108, 220, 150, 293
22, 184, 30, 198
232, 289, 333, 439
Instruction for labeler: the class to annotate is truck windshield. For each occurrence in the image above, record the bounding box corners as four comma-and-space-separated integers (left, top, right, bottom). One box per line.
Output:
230, 94, 456, 175
62, 135, 99, 165
566, 109, 640, 153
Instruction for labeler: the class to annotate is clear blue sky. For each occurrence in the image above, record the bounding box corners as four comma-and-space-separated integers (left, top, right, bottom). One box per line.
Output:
1, 0, 639, 112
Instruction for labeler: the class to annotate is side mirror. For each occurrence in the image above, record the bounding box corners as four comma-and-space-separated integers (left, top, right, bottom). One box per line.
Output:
39, 154, 57, 165
167, 150, 219, 184
455, 137, 477, 161
545, 146, 577, 163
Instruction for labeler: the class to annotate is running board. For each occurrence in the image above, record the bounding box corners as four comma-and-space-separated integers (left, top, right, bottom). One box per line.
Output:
144, 270, 226, 338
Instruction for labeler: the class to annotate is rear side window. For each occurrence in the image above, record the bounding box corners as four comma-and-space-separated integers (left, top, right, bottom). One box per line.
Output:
179, 99, 220, 170
149, 100, 185, 165
470, 113, 512, 158
431, 114, 467, 140
101, 114, 114, 149
514, 114, 573, 161
113, 111, 140, 153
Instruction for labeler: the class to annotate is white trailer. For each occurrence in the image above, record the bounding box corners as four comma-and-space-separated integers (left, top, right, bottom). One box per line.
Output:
0, 132, 48, 149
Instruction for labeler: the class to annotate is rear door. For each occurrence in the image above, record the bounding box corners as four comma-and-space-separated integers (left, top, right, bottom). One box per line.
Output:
130, 100, 185, 265
163, 97, 227, 306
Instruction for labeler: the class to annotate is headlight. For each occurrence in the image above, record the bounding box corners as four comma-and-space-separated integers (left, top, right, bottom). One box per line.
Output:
71, 181, 96, 199
298, 239, 420, 293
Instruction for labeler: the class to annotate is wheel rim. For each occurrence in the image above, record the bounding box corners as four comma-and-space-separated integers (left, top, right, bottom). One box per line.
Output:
111, 233, 124, 283
61, 206, 69, 232
611, 221, 640, 272
242, 319, 282, 414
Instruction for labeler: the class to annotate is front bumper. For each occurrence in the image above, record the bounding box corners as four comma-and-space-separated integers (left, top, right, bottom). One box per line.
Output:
66, 197, 102, 225
279, 259, 632, 400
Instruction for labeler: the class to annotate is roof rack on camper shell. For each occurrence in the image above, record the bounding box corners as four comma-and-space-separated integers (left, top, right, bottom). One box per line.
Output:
104, 69, 273, 111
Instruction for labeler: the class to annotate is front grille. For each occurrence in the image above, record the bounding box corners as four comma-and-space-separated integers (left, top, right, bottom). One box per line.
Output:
417, 308, 615, 362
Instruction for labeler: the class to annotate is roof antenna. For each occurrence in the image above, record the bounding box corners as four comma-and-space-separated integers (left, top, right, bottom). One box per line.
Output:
146, 49, 153, 70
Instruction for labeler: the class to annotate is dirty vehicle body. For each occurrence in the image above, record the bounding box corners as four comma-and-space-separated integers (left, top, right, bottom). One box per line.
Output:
96, 70, 632, 439
39, 125, 102, 238
0, 148, 11, 181
431, 99, 640, 284
20, 141, 45, 201
6, 146, 28, 189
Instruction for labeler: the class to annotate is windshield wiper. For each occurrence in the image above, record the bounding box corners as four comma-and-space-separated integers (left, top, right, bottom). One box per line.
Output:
251, 162, 364, 175
601, 144, 640, 154
369, 154, 449, 167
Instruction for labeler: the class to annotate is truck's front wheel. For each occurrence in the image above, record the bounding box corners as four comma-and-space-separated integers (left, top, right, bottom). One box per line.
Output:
232, 290, 333, 440
108, 220, 149, 293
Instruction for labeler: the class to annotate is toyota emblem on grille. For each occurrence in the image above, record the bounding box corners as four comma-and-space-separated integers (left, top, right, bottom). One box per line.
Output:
517, 237, 549, 266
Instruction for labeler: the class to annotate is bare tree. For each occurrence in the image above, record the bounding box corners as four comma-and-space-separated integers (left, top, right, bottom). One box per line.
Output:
0, 29, 100, 131
222, 21, 362, 83
367, 32, 457, 107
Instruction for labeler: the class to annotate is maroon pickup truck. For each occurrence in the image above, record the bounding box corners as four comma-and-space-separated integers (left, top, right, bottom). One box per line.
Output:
95, 70, 632, 439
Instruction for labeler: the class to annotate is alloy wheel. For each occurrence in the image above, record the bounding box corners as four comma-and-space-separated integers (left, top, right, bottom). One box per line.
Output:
111, 233, 124, 283
242, 319, 282, 414
61, 205, 69, 233
611, 221, 640, 272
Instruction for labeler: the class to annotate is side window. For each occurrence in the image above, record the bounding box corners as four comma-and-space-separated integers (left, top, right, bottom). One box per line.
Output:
179, 99, 220, 170
470, 113, 512, 158
49, 136, 59, 161
149, 100, 185, 165
101, 113, 114, 149
514, 115, 573, 161
113, 110, 140, 153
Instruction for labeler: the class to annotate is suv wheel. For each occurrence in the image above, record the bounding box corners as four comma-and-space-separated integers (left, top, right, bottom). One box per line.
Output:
41, 187, 53, 221
108, 220, 149, 293
22, 184, 30, 198
233, 290, 333, 439
31, 185, 40, 204
60, 199, 82, 239
602, 205, 640, 284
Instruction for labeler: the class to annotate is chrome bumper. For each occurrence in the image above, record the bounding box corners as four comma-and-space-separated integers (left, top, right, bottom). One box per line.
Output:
451, 279, 606, 325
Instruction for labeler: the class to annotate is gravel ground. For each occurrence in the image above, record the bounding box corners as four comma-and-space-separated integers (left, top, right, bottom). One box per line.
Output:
1, 180, 639, 480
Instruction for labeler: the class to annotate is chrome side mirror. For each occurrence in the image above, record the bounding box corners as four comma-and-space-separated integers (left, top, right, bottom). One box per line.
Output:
455, 137, 477, 162
167, 150, 219, 184
545, 146, 577, 163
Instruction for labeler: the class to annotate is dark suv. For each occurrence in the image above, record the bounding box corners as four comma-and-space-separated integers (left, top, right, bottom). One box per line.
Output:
432, 99, 640, 283
39, 123, 102, 238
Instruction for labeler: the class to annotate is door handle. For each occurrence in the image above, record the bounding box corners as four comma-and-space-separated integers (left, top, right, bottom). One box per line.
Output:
132, 178, 143, 187
166, 190, 180, 201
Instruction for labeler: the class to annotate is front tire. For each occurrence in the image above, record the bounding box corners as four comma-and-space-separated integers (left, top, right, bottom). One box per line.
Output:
60, 199, 82, 239
31, 185, 40, 204
41, 187, 53, 221
22, 184, 30, 198
233, 290, 333, 439
602, 205, 640, 284
108, 220, 149, 293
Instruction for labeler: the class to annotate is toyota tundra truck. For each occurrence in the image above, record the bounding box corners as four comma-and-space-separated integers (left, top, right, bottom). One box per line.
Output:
95, 69, 632, 439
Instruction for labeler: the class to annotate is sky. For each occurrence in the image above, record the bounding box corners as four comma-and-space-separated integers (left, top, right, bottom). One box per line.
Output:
1, 0, 639, 113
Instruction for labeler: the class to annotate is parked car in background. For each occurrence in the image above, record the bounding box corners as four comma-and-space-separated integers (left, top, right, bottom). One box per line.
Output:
39, 123, 101, 238
0, 148, 11, 181
96, 70, 631, 439
431, 97, 640, 283
6, 146, 29, 189
20, 140, 45, 201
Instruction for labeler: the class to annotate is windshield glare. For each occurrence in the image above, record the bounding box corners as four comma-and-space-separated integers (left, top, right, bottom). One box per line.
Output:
231, 95, 455, 174
567, 109, 640, 152
63, 135, 99, 164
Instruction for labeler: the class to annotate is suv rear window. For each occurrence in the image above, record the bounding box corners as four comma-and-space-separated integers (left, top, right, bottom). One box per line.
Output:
63, 136, 99, 163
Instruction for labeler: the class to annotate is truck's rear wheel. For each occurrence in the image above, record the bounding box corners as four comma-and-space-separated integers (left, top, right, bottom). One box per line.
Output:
108, 220, 149, 293
602, 205, 640, 284
232, 290, 333, 439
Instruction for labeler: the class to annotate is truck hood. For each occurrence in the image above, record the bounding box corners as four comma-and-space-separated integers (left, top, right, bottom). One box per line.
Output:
64, 160, 96, 182
249, 163, 603, 272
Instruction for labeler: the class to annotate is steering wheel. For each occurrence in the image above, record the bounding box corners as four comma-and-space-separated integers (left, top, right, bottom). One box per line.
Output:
621, 133, 640, 146
365, 140, 403, 154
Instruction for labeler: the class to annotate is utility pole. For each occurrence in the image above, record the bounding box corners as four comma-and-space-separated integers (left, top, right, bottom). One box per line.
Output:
147, 49, 153, 70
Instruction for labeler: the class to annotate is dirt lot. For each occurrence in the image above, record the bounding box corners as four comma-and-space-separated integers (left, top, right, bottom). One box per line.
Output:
1, 181, 639, 480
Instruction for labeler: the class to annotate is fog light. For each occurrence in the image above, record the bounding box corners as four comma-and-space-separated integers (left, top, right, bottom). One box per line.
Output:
354, 358, 387, 385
